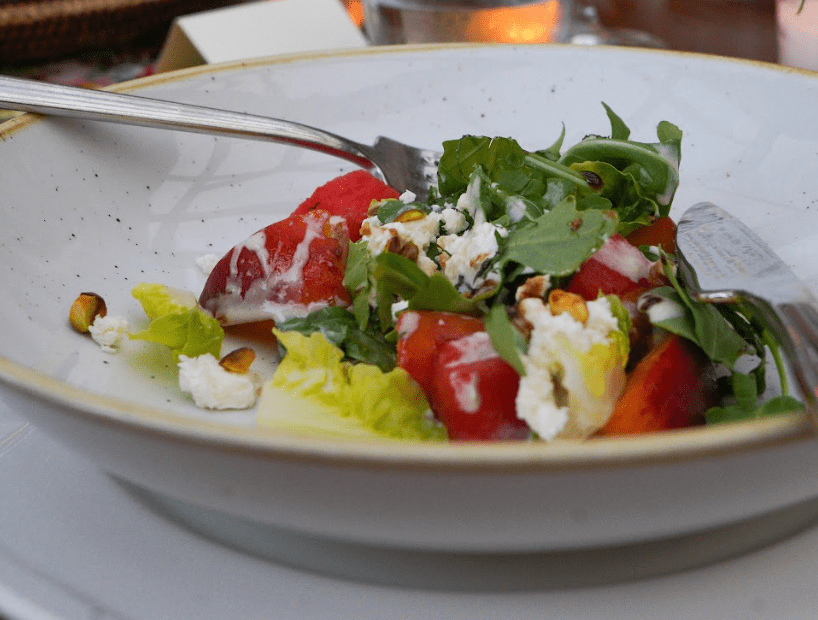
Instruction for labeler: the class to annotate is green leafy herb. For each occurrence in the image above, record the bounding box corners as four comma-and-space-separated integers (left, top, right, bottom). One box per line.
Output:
648, 256, 797, 421
645, 285, 748, 367
276, 306, 396, 372
343, 239, 377, 329
501, 195, 619, 276
372, 199, 431, 224
559, 115, 682, 218
484, 305, 527, 376
706, 393, 803, 424
372, 253, 482, 327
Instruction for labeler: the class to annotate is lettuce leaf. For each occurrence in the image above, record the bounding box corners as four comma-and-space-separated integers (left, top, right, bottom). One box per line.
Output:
131, 283, 198, 319
130, 283, 224, 361
276, 306, 396, 372
263, 330, 446, 441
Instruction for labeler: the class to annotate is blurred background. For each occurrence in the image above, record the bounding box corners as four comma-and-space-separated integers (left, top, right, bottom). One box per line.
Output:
0, 0, 786, 87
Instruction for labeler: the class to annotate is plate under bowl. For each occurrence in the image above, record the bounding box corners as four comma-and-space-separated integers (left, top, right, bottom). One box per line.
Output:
2, 44, 818, 556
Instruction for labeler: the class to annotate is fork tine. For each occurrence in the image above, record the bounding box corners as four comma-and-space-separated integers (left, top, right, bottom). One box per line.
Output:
370, 136, 441, 199
775, 302, 818, 426
780, 303, 818, 349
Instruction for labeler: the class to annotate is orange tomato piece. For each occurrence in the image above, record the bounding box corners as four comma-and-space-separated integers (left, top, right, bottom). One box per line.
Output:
625, 216, 677, 254
599, 334, 717, 436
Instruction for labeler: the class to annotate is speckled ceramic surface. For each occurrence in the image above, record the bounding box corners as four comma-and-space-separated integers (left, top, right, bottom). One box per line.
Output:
2, 45, 818, 554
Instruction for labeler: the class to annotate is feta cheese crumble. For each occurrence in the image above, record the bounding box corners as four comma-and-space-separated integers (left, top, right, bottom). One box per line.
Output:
88, 315, 129, 353
363, 212, 443, 276
178, 353, 259, 410
437, 222, 507, 297
196, 253, 220, 275
515, 296, 627, 441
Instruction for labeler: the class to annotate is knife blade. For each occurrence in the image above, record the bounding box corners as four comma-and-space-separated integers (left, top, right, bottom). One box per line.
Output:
676, 202, 818, 428
676, 202, 817, 306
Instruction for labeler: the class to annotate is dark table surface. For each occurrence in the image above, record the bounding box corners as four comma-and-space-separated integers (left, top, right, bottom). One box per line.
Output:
597, 0, 778, 62
1, 0, 781, 85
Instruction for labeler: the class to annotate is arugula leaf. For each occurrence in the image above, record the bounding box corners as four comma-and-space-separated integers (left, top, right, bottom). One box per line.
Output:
501, 195, 618, 276
438, 135, 530, 196
484, 305, 527, 376
410, 273, 487, 314
436, 106, 680, 242
277, 306, 396, 372
559, 118, 682, 215
469, 166, 547, 223
644, 285, 748, 367
569, 160, 664, 235
602, 101, 631, 140
532, 123, 566, 162
343, 239, 376, 329
706, 395, 803, 424
372, 253, 481, 327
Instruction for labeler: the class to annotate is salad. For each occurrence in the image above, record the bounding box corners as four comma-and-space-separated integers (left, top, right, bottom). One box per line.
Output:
70, 104, 803, 442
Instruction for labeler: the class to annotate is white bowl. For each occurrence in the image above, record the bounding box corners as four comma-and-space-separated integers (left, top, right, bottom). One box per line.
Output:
2, 45, 818, 569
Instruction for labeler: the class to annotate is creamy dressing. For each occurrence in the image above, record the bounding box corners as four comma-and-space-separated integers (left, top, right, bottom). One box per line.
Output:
591, 236, 652, 282
396, 310, 421, 338
442, 331, 498, 366
654, 142, 680, 206
440, 332, 501, 415
450, 371, 481, 414
207, 214, 339, 325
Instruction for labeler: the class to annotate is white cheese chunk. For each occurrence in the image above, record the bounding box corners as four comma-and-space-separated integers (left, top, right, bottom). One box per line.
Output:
89, 315, 129, 353
436, 222, 507, 296
196, 253, 220, 275
515, 297, 626, 441
178, 353, 259, 410
364, 214, 442, 257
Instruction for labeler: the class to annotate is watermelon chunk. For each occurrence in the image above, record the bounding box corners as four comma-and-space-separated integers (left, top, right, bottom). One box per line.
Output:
290, 170, 400, 241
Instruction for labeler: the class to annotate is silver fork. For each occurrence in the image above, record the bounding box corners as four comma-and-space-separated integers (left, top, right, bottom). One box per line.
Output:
0, 75, 442, 199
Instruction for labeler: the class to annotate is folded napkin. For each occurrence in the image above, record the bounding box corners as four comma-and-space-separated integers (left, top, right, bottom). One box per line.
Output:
155, 0, 368, 73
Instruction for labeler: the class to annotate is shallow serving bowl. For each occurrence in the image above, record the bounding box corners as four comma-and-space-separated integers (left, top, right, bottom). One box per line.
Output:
2, 44, 818, 575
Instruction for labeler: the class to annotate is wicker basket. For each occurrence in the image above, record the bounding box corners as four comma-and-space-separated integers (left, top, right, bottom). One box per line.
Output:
0, 0, 248, 63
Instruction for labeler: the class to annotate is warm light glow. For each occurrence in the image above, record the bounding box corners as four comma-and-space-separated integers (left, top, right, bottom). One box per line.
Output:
464, 1, 561, 43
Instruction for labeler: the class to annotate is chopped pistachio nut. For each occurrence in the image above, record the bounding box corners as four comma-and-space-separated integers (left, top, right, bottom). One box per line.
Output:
69, 292, 107, 334
219, 347, 256, 373
548, 289, 589, 324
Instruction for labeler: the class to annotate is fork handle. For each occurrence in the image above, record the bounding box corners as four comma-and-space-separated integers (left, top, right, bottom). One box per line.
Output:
751, 298, 818, 428
0, 75, 383, 178
778, 302, 818, 418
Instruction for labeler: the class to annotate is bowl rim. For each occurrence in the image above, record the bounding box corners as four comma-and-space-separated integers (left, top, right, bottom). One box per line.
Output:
0, 42, 814, 472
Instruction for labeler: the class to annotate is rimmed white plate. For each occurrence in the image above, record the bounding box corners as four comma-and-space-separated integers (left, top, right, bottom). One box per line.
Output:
4, 406, 818, 618
2, 44, 818, 561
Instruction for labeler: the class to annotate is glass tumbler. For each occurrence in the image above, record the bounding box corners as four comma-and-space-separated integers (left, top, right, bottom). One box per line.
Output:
361, 0, 573, 45
777, 0, 818, 71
